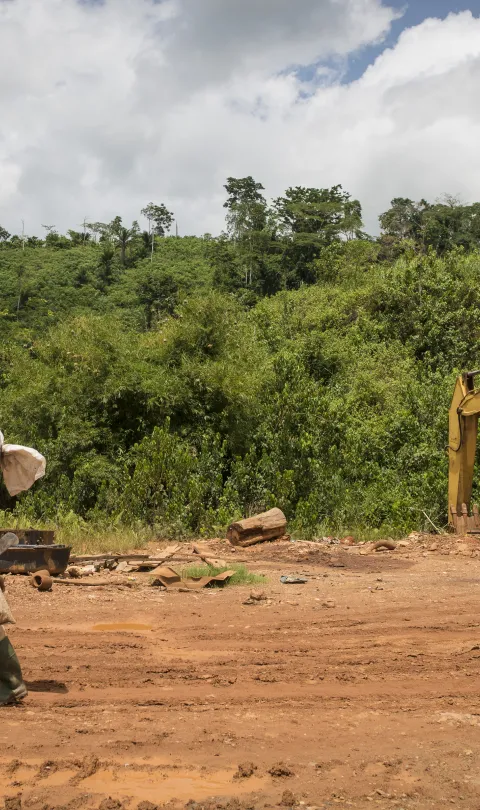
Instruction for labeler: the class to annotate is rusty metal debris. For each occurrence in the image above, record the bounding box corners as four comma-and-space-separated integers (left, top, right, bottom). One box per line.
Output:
30, 571, 131, 591
151, 565, 235, 590
0, 533, 71, 576
23, 541, 251, 592
360, 540, 397, 555
30, 570, 53, 591
69, 545, 182, 574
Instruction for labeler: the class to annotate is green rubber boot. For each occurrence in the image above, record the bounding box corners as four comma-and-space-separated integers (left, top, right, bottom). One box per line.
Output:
0, 635, 27, 705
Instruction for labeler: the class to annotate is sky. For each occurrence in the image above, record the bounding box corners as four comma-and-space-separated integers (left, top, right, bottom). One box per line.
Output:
1, 0, 480, 237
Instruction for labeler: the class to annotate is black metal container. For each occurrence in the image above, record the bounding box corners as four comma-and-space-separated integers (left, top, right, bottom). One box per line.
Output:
0, 529, 71, 574
0, 544, 71, 575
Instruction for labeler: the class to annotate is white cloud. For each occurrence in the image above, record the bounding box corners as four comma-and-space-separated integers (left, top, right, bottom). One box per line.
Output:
0, 2, 479, 237
161, 0, 396, 90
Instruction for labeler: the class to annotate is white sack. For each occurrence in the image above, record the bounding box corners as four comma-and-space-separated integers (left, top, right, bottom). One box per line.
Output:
0, 431, 46, 497
0, 589, 15, 626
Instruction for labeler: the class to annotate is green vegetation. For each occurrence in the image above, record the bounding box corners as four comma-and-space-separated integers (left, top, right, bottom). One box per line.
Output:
179, 564, 266, 587
1, 181, 480, 541
0, 511, 155, 554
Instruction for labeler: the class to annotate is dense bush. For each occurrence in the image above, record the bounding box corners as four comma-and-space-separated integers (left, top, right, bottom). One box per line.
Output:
3, 186, 480, 538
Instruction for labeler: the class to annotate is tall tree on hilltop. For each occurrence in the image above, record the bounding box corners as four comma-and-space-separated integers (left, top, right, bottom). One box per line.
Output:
141, 203, 175, 262
141, 203, 174, 237
422, 195, 480, 254
273, 185, 363, 287
107, 216, 140, 266
219, 176, 281, 295
86, 222, 108, 243
97, 244, 116, 287
379, 198, 430, 244
379, 195, 480, 255
223, 176, 267, 238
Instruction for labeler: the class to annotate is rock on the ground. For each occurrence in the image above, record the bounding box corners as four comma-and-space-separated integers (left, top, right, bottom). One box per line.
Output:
268, 762, 294, 778
4, 796, 22, 810
280, 789, 298, 806
234, 762, 257, 779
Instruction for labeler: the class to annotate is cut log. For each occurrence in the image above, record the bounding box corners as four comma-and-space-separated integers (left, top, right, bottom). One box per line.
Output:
227, 508, 287, 547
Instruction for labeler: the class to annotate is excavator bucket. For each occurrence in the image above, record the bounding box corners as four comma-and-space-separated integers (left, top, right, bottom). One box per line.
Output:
450, 504, 480, 534
448, 370, 480, 533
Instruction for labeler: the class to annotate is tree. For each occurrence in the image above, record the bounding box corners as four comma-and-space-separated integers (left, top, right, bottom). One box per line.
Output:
27, 236, 44, 247
141, 203, 174, 237
137, 268, 180, 327
106, 217, 140, 266
218, 177, 281, 295
108, 216, 124, 240
208, 237, 244, 292
68, 229, 91, 247
224, 176, 265, 209
44, 232, 71, 249
274, 185, 359, 238
379, 195, 480, 255
340, 199, 365, 241
422, 195, 478, 254
86, 222, 108, 243
223, 176, 267, 236
97, 244, 116, 287
273, 185, 363, 287
0, 226, 10, 242
379, 198, 430, 243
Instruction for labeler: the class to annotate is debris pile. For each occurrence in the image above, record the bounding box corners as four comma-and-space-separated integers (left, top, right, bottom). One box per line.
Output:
29, 541, 241, 592
68, 543, 182, 575
151, 566, 235, 591
23, 503, 480, 597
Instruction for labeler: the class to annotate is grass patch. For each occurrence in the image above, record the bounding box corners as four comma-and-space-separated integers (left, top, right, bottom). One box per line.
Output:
180, 563, 266, 587
0, 510, 160, 555
56, 526, 156, 555
294, 523, 406, 544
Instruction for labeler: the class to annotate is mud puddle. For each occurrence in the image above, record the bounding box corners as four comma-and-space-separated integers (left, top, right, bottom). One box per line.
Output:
83, 767, 269, 802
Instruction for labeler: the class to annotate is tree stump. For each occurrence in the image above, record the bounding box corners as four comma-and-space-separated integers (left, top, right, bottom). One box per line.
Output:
227, 508, 287, 547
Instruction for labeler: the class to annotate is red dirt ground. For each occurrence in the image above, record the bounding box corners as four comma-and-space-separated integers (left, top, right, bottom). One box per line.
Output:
2, 536, 480, 810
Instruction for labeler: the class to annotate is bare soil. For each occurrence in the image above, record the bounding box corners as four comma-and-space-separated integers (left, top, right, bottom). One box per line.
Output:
2, 536, 480, 810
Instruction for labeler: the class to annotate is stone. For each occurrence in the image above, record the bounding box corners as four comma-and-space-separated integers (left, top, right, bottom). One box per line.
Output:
268, 762, 294, 778
234, 762, 257, 779
280, 790, 297, 806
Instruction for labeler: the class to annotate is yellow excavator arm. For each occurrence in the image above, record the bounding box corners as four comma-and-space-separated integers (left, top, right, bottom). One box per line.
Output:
448, 370, 480, 532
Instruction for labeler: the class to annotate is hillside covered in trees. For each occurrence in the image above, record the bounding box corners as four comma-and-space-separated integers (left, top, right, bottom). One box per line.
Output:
2, 179, 480, 538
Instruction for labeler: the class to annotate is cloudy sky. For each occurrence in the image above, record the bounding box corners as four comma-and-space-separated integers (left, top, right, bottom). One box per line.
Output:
1, 0, 480, 237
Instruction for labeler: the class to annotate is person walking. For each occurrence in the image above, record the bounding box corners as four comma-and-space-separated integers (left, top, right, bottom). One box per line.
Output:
0, 431, 46, 706
0, 575, 27, 705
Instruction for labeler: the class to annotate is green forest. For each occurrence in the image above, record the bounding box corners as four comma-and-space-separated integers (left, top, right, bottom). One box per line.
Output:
2, 180, 480, 541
